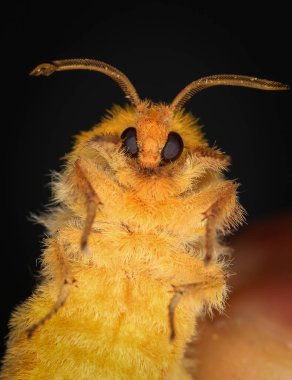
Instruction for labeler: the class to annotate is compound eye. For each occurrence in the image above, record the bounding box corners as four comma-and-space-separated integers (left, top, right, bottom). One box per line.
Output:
161, 132, 184, 162
121, 127, 138, 157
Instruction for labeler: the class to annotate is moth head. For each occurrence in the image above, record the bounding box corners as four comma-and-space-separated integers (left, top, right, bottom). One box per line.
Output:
121, 102, 184, 169
31, 59, 289, 169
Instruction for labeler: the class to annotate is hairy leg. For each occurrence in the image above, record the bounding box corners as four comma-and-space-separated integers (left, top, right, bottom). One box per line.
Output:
26, 241, 77, 338
202, 182, 240, 264
75, 159, 103, 253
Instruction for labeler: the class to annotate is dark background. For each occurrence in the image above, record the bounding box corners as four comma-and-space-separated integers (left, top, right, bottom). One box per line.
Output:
1, 2, 291, 358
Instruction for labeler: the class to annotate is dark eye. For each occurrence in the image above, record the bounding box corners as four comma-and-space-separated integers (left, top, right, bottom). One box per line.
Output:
161, 132, 184, 162
121, 127, 138, 157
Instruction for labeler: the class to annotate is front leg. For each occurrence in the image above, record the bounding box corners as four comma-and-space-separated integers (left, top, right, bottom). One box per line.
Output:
189, 148, 243, 264
191, 145, 230, 172
202, 181, 243, 264
74, 159, 103, 253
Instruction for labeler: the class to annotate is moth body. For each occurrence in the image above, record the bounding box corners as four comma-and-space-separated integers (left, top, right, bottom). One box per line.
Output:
1, 59, 287, 379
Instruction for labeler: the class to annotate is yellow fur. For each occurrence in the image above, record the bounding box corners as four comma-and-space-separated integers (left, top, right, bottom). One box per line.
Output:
1, 105, 242, 379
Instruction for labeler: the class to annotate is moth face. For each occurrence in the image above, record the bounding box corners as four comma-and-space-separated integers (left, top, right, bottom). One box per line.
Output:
84, 104, 206, 197
121, 104, 184, 169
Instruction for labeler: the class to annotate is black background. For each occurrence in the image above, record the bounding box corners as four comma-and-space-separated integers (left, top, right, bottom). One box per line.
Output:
1, 1, 291, 358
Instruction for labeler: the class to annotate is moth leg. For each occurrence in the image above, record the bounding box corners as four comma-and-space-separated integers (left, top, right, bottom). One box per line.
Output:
168, 278, 223, 342
202, 183, 238, 265
168, 286, 185, 342
26, 241, 77, 338
75, 159, 103, 253
191, 146, 230, 172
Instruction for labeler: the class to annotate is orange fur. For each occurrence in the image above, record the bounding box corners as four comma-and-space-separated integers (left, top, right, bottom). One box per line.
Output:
2, 59, 287, 378
1, 103, 243, 379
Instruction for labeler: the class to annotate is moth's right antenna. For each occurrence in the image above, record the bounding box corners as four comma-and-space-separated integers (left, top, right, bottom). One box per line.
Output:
171, 74, 289, 111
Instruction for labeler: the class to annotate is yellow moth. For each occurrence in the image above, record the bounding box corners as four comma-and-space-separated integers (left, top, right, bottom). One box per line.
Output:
0, 59, 288, 379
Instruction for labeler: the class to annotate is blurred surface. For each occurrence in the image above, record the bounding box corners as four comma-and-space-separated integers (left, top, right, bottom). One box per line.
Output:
191, 212, 292, 379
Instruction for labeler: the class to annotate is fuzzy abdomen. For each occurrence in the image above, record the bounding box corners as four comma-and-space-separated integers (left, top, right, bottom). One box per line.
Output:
1, 225, 225, 380
1, 268, 197, 379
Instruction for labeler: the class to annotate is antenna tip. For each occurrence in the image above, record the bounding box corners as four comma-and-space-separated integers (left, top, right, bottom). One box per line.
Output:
269, 81, 290, 91
266, 80, 290, 91
29, 63, 57, 77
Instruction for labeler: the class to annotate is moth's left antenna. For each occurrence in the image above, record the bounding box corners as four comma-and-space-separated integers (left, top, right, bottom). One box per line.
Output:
30, 58, 141, 106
